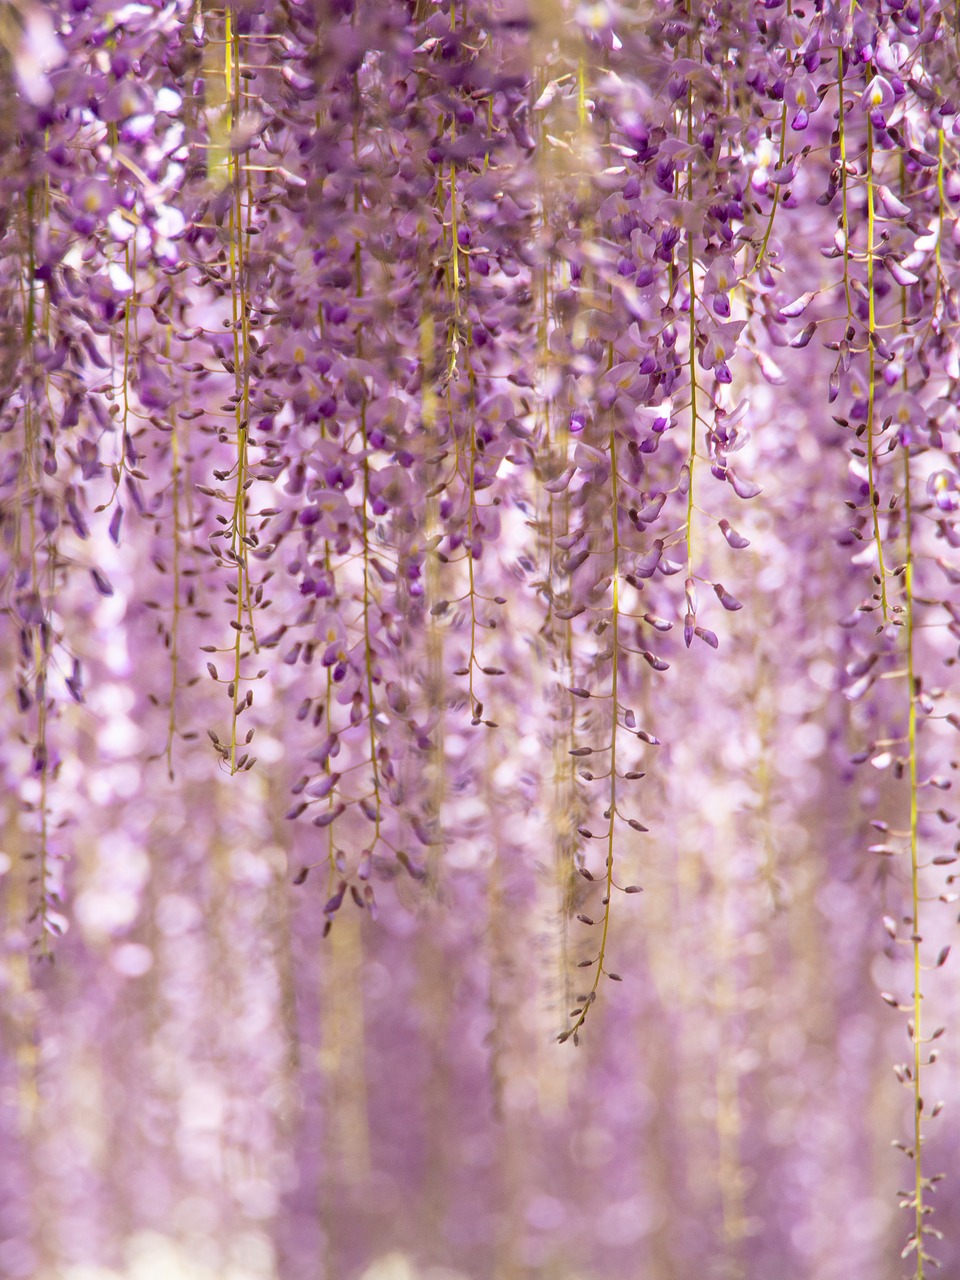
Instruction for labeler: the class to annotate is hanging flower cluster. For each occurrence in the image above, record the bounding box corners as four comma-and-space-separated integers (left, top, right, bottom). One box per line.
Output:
2, 0, 960, 1277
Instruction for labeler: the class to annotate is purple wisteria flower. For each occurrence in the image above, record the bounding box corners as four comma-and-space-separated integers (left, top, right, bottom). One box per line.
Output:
0, 4, 959, 1280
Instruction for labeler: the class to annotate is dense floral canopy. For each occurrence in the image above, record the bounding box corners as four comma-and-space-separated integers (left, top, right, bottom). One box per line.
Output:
2, 0, 960, 1276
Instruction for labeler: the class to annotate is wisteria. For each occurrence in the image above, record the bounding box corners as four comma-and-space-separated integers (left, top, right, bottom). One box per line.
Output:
2, 0, 960, 1276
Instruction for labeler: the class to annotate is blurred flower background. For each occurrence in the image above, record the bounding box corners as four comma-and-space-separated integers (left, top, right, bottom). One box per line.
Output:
2, 0, 960, 1277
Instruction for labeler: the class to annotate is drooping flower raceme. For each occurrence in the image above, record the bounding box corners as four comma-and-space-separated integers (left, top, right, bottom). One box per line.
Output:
1, 2, 960, 1278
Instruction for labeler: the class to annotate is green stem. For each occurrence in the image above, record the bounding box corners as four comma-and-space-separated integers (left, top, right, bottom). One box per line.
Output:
865, 112, 889, 620
686, 207, 698, 576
